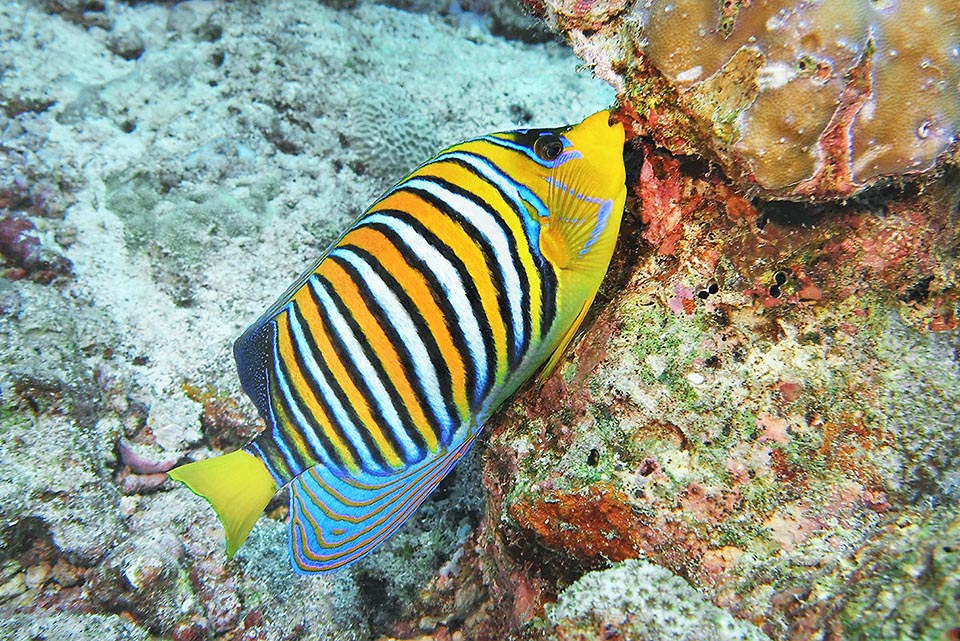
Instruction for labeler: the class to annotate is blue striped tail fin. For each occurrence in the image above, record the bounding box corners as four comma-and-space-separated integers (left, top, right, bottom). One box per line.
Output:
288, 431, 479, 573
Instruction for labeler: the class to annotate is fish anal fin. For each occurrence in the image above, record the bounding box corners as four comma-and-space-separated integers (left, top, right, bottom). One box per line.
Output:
168, 449, 279, 557
288, 434, 479, 574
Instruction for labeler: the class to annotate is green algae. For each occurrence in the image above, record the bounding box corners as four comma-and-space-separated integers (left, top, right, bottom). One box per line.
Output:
623, 298, 710, 394
838, 510, 960, 640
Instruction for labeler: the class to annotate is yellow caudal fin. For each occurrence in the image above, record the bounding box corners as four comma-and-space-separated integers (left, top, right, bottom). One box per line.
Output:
168, 449, 279, 557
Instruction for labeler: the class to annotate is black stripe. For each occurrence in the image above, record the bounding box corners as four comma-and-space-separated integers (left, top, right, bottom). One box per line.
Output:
317, 253, 432, 462
538, 256, 558, 339
367, 208, 496, 409
289, 299, 389, 471
401, 179, 527, 370
271, 316, 350, 471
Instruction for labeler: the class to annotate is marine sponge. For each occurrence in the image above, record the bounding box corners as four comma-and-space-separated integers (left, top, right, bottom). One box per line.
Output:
547, 0, 960, 200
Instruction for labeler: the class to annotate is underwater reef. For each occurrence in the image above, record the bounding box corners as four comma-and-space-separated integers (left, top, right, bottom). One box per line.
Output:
0, 1, 609, 639
475, 151, 960, 640
1, 1, 959, 641
454, 3, 960, 640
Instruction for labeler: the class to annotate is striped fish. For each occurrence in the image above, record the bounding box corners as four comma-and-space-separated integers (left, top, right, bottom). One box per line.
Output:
169, 110, 626, 573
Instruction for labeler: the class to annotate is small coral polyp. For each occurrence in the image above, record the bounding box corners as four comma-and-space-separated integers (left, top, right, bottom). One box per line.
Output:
625, 1, 960, 199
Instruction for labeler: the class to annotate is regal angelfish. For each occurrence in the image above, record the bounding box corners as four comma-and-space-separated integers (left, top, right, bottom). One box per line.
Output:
169, 110, 627, 573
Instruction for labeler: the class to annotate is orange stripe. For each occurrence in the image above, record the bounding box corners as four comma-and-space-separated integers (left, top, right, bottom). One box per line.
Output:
317, 243, 441, 452
289, 283, 404, 469
421, 156, 546, 343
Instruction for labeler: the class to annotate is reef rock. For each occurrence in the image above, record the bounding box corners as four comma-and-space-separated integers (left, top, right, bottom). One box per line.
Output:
0, 0, 611, 638
479, 137, 960, 639
532, 0, 960, 200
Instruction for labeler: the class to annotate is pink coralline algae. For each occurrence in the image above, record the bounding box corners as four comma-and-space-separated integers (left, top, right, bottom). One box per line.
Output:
533, 0, 960, 200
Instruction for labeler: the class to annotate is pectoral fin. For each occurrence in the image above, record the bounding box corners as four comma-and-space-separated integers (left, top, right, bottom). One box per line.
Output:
536, 293, 595, 383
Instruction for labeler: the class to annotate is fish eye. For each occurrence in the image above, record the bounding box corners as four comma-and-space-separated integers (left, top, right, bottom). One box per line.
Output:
534, 134, 564, 161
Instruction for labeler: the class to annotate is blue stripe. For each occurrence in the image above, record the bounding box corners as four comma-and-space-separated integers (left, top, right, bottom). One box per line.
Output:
265, 321, 306, 477
544, 176, 614, 255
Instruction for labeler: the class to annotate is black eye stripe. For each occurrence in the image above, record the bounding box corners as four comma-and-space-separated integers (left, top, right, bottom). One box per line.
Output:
534, 134, 564, 161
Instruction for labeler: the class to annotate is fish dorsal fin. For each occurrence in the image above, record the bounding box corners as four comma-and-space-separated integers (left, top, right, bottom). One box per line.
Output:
233, 318, 278, 422
287, 432, 480, 573
233, 246, 337, 417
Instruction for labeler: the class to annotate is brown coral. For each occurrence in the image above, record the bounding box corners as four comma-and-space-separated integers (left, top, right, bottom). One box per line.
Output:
539, 0, 960, 200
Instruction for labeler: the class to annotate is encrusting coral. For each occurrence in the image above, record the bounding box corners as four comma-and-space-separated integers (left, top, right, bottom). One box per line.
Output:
545, 559, 767, 641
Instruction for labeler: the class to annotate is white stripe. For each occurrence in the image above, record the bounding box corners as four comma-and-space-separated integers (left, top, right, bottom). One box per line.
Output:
358, 212, 489, 402
327, 248, 451, 446
404, 176, 525, 356
287, 300, 383, 472
439, 149, 549, 220
263, 326, 305, 475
